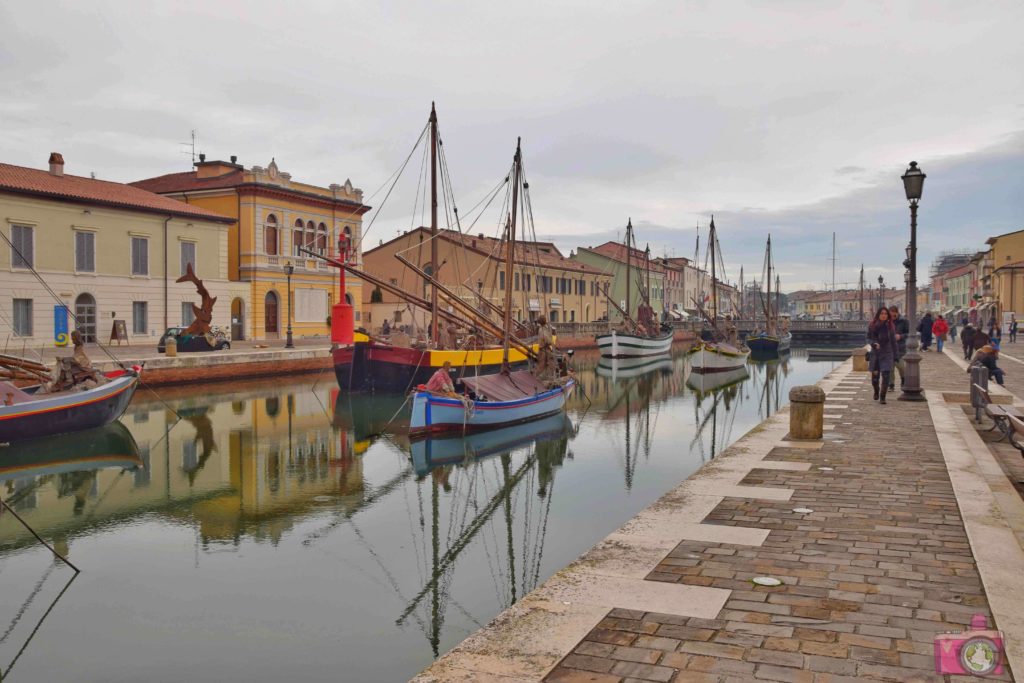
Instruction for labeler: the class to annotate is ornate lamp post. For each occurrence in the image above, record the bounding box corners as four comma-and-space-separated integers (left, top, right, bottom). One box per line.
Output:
899, 161, 926, 401
284, 261, 295, 349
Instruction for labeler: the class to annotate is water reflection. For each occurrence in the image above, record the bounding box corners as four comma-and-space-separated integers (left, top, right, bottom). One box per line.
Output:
0, 348, 835, 682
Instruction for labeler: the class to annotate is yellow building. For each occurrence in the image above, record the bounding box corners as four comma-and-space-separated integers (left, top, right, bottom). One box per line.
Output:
133, 157, 371, 341
1, 153, 247, 347
985, 229, 1024, 318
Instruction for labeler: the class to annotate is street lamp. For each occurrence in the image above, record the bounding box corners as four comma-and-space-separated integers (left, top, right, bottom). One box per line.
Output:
899, 161, 926, 402
877, 275, 885, 309
284, 261, 294, 349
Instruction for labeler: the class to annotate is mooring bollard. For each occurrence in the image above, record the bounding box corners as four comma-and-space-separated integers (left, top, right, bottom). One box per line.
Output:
851, 347, 869, 372
165, 336, 178, 357
789, 385, 826, 440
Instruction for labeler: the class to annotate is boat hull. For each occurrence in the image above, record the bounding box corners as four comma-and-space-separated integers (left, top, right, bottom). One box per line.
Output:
0, 374, 139, 443
409, 379, 574, 438
333, 340, 532, 392
746, 332, 792, 358
687, 342, 750, 373
595, 331, 673, 358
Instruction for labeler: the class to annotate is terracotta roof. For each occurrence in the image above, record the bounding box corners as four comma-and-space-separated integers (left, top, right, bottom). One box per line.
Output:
588, 242, 668, 273
0, 162, 233, 223
130, 169, 246, 194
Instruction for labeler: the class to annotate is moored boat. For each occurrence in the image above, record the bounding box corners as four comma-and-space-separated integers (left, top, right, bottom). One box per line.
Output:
746, 235, 791, 359
0, 369, 140, 443
595, 330, 673, 359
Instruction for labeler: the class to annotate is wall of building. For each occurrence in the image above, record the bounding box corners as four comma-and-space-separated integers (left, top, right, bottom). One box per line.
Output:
573, 249, 664, 323
1, 193, 247, 347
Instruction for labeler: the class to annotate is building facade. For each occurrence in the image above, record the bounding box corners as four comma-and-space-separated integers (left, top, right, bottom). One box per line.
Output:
1, 153, 247, 348
362, 228, 611, 334
133, 157, 370, 341
573, 243, 666, 323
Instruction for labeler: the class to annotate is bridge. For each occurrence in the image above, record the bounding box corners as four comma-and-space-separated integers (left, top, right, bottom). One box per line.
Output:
551, 319, 867, 345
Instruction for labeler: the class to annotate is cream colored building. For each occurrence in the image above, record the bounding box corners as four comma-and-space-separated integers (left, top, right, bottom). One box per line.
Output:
1, 153, 249, 348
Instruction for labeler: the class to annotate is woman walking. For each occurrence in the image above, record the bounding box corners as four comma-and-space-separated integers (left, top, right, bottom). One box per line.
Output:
932, 315, 949, 353
868, 306, 899, 404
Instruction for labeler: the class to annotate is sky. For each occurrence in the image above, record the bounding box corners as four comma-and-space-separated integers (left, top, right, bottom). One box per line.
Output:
2, 0, 1022, 291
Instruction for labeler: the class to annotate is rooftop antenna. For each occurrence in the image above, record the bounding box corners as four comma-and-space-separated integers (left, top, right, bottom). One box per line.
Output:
180, 129, 197, 166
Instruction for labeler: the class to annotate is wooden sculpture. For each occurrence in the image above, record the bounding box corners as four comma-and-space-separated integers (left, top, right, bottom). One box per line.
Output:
176, 263, 217, 336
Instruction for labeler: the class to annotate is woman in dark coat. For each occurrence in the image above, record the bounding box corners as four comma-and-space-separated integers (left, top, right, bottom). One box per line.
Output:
867, 306, 899, 404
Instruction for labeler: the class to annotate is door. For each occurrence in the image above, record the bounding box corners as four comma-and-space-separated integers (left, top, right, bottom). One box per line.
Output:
265, 291, 279, 336
75, 293, 97, 342
231, 298, 245, 341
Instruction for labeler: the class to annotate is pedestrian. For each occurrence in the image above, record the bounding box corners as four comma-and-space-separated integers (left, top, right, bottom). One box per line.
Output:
424, 360, 458, 397
1011, 316, 1018, 343
950, 317, 958, 342
381, 318, 391, 335
867, 306, 899, 404
932, 315, 949, 353
971, 345, 1006, 386
988, 315, 997, 337
889, 305, 909, 390
992, 325, 1002, 351
917, 311, 934, 351
961, 323, 976, 360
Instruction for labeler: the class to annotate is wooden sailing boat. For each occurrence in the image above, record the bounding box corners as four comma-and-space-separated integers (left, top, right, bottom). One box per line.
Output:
687, 217, 750, 373
595, 219, 674, 358
746, 235, 792, 357
408, 139, 574, 437
322, 104, 537, 392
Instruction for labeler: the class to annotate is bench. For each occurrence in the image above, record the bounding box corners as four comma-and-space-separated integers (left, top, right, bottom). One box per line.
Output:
974, 383, 1024, 442
1006, 413, 1024, 455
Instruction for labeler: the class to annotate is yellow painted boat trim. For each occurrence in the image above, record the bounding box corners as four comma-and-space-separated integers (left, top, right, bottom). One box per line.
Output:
428, 344, 537, 367
353, 332, 370, 343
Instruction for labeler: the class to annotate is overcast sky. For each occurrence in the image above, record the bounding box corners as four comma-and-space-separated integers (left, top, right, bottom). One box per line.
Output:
2, 1, 1022, 290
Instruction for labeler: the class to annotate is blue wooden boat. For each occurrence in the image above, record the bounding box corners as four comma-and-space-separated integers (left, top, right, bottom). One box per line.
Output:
746, 331, 792, 357
409, 370, 574, 438
0, 370, 139, 443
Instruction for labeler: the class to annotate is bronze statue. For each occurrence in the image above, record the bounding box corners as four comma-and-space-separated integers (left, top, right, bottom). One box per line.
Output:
176, 263, 217, 336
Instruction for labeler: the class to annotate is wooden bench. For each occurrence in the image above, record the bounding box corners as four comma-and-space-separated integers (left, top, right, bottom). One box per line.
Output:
1006, 413, 1024, 455
975, 383, 1024, 442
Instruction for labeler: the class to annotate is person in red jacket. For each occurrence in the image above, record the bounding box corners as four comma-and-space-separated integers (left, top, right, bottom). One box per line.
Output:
932, 316, 950, 353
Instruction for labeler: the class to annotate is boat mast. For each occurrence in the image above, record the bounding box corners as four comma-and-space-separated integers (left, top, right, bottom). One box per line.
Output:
775, 274, 781, 331
502, 139, 521, 369
625, 219, 632, 323
766, 235, 772, 334
710, 217, 718, 326
429, 103, 440, 346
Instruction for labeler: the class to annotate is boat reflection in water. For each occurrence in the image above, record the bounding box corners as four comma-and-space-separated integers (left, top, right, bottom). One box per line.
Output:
596, 353, 673, 382
0, 421, 142, 483
685, 364, 749, 395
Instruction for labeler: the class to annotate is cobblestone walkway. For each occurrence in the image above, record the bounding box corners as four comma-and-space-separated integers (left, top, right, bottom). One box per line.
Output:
544, 352, 1013, 683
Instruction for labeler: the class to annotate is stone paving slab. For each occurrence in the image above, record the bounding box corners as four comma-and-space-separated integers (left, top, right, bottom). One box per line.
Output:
542, 355, 1018, 683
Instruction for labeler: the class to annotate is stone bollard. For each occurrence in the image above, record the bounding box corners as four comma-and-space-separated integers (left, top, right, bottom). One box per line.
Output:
165, 336, 178, 357
789, 385, 826, 440
851, 347, 868, 372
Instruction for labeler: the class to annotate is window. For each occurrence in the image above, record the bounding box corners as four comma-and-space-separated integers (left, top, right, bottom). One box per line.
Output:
75, 231, 96, 272
131, 236, 149, 276
499, 271, 506, 290
182, 301, 195, 326
294, 218, 305, 256
180, 241, 196, 275
13, 299, 32, 336
317, 222, 328, 254
514, 272, 520, 291
133, 301, 148, 334
11, 225, 33, 269
523, 274, 531, 292
265, 214, 279, 255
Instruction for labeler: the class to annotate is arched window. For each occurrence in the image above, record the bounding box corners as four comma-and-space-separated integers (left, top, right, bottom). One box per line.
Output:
293, 218, 304, 256
265, 214, 279, 255
317, 222, 327, 253
306, 220, 316, 250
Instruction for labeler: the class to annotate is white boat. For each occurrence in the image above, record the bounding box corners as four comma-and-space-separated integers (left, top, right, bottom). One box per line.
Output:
688, 341, 750, 373
689, 216, 750, 373
596, 353, 673, 381
595, 330, 673, 359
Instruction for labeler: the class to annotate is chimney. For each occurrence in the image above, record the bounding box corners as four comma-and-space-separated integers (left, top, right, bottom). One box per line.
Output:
478, 232, 484, 239
230, 155, 237, 164
199, 153, 206, 162
48, 152, 64, 177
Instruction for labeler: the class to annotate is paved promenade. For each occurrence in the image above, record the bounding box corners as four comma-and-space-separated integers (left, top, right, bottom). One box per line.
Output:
414, 350, 1024, 682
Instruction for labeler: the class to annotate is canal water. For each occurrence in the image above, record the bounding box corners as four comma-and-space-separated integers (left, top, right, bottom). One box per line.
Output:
0, 349, 837, 682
